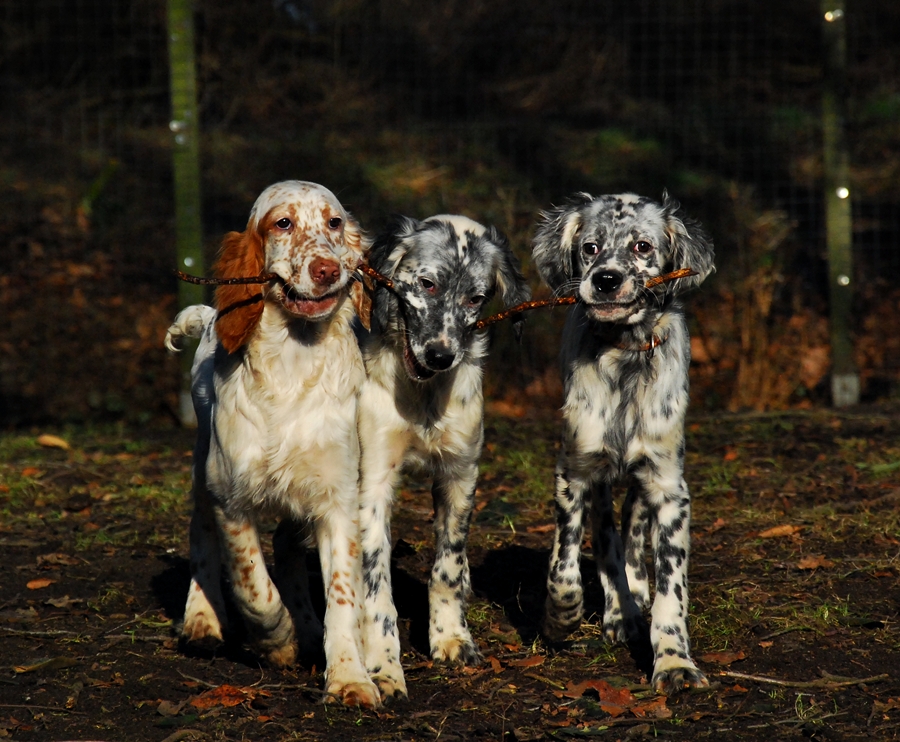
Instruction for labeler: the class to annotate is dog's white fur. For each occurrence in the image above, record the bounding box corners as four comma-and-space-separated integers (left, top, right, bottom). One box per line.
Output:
165, 181, 379, 707
355, 214, 530, 699
533, 192, 714, 694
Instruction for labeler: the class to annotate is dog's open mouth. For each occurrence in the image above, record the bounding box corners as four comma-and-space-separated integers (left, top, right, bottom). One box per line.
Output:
279, 284, 341, 318
586, 297, 644, 321
402, 341, 436, 381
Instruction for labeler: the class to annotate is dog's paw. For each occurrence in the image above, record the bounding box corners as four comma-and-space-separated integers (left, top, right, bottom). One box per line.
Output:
370, 670, 408, 703
432, 635, 482, 666
325, 677, 382, 709
180, 611, 225, 651
260, 641, 297, 669
601, 617, 627, 644
651, 662, 709, 695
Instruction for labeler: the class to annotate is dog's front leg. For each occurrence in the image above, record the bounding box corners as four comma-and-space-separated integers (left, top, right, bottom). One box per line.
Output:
181, 484, 228, 650
645, 479, 708, 694
542, 462, 588, 641
358, 416, 409, 701
272, 518, 324, 661
591, 480, 643, 643
621, 481, 651, 609
213, 507, 296, 667
316, 506, 381, 708
429, 463, 481, 665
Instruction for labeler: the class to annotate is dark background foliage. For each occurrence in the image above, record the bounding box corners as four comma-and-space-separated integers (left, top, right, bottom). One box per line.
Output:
2, 0, 899, 426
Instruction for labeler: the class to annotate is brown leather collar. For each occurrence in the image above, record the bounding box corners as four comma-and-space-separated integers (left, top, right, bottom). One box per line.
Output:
615, 332, 669, 357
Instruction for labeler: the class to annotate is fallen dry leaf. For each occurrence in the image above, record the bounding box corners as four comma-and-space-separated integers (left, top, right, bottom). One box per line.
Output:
556, 679, 637, 706
631, 696, 672, 719
189, 684, 269, 710
526, 523, 555, 534
44, 595, 83, 609
26, 578, 55, 590
797, 555, 835, 570
759, 524, 802, 539
37, 553, 82, 568
699, 650, 746, 666
37, 434, 70, 450
488, 655, 503, 674
21, 467, 41, 478
14, 656, 79, 674
508, 655, 545, 668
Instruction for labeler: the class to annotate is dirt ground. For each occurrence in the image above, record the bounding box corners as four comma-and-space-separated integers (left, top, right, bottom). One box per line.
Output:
1, 405, 900, 741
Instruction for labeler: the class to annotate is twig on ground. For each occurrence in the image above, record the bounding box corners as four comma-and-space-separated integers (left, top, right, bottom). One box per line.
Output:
757, 625, 816, 641
831, 489, 900, 512
722, 670, 889, 689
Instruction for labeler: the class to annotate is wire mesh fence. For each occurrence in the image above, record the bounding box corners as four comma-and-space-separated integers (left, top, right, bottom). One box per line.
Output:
1, 0, 898, 425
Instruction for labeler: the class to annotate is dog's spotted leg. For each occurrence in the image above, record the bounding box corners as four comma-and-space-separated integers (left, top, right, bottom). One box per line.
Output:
315, 506, 381, 708
214, 508, 296, 668
358, 394, 408, 701
646, 479, 707, 694
182, 485, 228, 650
358, 433, 408, 701
273, 518, 324, 661
591, 480, 642, 644
543, 464, 588, 641
429, 464, 481, 665
621, 482, 651, 610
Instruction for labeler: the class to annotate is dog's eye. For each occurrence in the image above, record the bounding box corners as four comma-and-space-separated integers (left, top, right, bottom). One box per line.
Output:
328, 216, 342, 230
419, 278, 436, 292
275, 218, 292, 230
633, 241, 653, 254
582, 242, 599, 256
468, 294, 486, 307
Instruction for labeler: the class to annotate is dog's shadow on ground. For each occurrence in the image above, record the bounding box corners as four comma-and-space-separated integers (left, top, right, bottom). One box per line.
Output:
470, 544, 654, 678
151, 542, 653, 678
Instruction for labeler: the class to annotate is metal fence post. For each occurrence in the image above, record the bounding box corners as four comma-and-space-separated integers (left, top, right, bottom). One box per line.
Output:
167, 0, 204, 426
822, 0, 858, 407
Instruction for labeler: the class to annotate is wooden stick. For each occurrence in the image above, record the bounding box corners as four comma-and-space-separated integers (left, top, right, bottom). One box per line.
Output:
645, 267, 698, 288
356, 263, 394, 290
475, 268, 700, 329
174, 269, 278, 286
475, 296, 575, 329
173, 265, 699, 331
721, 670, 889, 690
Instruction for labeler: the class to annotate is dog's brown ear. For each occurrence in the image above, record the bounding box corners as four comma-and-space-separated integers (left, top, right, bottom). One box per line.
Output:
214, 229, 266, 353
351, 279, 372, 331
340, 214, 372, 330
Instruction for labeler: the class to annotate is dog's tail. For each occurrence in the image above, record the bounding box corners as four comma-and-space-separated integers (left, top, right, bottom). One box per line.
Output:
165, 304, 217, 353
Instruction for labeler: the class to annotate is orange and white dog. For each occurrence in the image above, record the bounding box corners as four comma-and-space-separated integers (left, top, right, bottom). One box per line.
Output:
166, 181, 379, 707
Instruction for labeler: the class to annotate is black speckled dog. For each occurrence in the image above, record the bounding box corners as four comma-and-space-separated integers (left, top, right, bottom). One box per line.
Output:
532, 192, 714, 694
356, 214, 530, 701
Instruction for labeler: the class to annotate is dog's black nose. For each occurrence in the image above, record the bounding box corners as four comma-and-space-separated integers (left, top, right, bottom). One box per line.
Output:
592, 271, 623, 294
424, 345, 455, 371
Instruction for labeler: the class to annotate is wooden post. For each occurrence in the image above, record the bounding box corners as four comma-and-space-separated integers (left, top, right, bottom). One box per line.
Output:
821, 0, 858, 407
167, 0, 204, 426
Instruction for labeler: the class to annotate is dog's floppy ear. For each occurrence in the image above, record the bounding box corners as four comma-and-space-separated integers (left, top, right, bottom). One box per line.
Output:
662, 191, 715, 291
214, 229, 266, 354
342, 214, 373, 331
531, 192, 592, 294
487, 226, 531, 338
370, 214, 419, 277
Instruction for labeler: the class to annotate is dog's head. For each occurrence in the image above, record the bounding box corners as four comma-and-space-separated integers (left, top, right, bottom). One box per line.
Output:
369, 214, 530, 381
213, 180, 369, 352
532, 192, 714, 325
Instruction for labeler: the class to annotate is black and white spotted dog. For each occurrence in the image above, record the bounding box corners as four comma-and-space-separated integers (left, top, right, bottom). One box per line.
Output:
532, 192, 714, 694
357, 214, 530, 700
